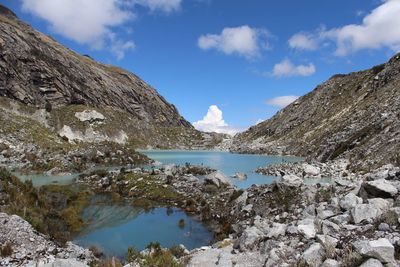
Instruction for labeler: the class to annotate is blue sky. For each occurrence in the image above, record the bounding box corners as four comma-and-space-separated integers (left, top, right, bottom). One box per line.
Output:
1, 0, 400, 134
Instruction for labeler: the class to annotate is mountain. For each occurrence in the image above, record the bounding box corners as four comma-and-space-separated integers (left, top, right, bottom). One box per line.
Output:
0, 4, 207, 151
231, 54, 400, 172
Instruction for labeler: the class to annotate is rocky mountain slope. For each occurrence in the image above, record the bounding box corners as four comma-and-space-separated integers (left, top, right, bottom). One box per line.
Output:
0, 4, 211, 154
232, 54, 400, 172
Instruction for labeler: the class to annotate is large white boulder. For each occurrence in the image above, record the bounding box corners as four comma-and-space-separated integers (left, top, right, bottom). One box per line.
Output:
75, 110, 105, 123
205, 171, 231, 187
303, 163, 321, 176
297, 218, 316, 239
281, 174, 303, 186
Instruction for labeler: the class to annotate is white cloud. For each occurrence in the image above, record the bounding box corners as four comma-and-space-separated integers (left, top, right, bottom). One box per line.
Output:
192, 105, 241, 136
266, 95, 299, 108
21, 0, 183, 59
22, 0, 134, 49
289, 0, 400, 56
110, 38, 135, 60
323, 0, 400, 56
272, 59, 316, 77
288, 33, 318, 51
133, 0, 182, 13
198, 25, 270, 59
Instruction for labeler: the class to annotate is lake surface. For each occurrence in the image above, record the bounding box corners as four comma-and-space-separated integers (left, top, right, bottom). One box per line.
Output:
74, 196, 212, 258
141, 150, 302, 189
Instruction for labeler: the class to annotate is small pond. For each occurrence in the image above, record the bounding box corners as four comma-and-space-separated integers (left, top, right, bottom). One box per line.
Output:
73, 195, 212, 258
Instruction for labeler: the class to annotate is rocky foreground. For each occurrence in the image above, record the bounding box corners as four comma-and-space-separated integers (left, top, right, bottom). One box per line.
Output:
1, 158, 400, 266
185, 161, 400, 267
0, 213, 93, 267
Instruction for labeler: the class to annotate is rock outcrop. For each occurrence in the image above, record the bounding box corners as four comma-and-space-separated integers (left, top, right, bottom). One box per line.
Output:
0, 213, 93, 266
0, 4, 215, 152
0, 5, 189, 128
232, 54, 400, 171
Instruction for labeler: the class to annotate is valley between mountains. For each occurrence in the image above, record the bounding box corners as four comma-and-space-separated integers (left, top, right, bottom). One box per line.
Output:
0, 4, 399, 267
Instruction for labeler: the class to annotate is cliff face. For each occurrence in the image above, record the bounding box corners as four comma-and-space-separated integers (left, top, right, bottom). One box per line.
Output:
0, 4, 207, 151
232, 54, 400, 171
0, 5, 190, 127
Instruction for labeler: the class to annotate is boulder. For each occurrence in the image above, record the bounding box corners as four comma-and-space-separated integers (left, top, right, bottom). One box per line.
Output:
297, 218, 316, 239
232, 172, 247, 181
303, 164, 320, 176
266, 223, 287, 238
281, 174, 303, 187
316, 235, 338, 248
204, 171, 231, 187
321, 220, 340, 237
321, 259, 340, 267
359, 258, 384, 267
237, 226, 264, 251
351, 204, 380, 224
301, 243, 326, 267
75, 110, 105, 123
353, 238, 395, 264
361, 179, 398, 198
368, 198, 392, 212
339, 193, 363, 211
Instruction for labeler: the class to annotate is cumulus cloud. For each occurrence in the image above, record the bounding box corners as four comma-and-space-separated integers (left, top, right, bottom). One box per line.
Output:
134, 0, 182, 13
324, 0, 400, 55
272, 59, 316, 77
21, 0, 183, 59
288, 33, 319, 51
198, 25, 271, 59
266, 95, 299, 108
289, 0, 400, 56
192, 105, 241, 136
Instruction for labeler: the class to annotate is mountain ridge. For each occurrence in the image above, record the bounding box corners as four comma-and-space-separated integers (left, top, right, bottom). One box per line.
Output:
231, 54, 400, 171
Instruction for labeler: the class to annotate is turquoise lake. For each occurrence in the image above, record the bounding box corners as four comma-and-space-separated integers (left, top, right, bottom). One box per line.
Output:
141, 150, 302, 189
74, 196, 212, 258
15, 150, 304, 258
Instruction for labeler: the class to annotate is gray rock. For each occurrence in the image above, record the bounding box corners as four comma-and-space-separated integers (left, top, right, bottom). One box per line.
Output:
359, 258, 384, 267
321, 259, 340, 267
281, 174, 303, 186
352, 204, 379, 225
233, 172, 247, 181
303, 164, 320, 176
238, 226, 264, 251
75, 110, 105, 123
353, 238, 395, 264
339, 193, 363, 211
297, 218, 316, 239
204, 171, 231, 187
321, 220, 340, 236
316, 235, 338, 248
362, 179, 398, 198
266, 223, 287, 238
301, 243, 326, 267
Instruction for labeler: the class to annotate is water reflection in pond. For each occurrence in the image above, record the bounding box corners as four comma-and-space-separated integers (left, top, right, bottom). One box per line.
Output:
74, 195, 212, 258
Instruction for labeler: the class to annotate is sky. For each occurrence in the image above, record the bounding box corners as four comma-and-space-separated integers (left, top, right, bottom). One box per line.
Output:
1, 0, 400, 135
